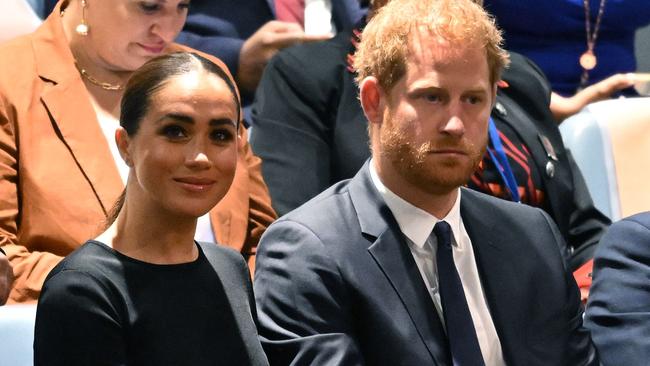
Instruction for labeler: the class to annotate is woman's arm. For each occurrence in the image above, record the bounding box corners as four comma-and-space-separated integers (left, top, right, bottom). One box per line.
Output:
0, 96, 63, 303
550, 73, 636, 122
34, 270, 127, 366
0, 247, 12, 304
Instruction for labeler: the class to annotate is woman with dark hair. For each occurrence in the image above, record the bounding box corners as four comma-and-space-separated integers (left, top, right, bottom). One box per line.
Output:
0, 0, 276, 304
33, 52, 269, 366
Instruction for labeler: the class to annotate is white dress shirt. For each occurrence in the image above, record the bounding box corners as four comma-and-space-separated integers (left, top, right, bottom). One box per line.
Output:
369, 162, 506, 366
304, 0, 336, 35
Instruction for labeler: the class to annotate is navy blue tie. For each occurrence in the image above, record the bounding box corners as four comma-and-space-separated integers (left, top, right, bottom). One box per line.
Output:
434, 221, 485, 366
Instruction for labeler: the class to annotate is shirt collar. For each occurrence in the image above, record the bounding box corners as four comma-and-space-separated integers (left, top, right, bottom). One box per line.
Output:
369, 160, 463, 249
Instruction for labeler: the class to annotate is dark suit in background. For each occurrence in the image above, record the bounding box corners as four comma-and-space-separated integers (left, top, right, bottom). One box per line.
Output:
251, 28, 366, 213
175, 0, 275, 81
175, 0, 365, 104
585, 212, 650, 366
254, 163, 596, 365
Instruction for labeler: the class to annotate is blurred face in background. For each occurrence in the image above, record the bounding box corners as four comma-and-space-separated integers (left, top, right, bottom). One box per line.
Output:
75, 0, 189, 71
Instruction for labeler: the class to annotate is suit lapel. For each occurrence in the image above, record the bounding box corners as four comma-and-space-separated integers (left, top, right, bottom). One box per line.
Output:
460, 189, 526, 365
349, 163, 450, 365
368, 231, 451, 365
39, 82, 123, 215
33, 9, 123, 215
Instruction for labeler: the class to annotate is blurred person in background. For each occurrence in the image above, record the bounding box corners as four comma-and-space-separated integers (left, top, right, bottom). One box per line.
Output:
483, 0, 650, 121
43, 0, 366, 115
585, 211, 650, 365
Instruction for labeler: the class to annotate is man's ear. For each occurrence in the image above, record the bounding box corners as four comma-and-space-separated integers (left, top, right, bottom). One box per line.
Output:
359, 76, 385, 126
115, 127, 133, 167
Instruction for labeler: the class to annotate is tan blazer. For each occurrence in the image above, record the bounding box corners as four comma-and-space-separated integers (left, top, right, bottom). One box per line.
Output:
0, 7, 276, 303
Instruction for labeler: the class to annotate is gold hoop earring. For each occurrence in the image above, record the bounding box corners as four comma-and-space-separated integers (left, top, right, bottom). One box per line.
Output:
75, 0, 89, 36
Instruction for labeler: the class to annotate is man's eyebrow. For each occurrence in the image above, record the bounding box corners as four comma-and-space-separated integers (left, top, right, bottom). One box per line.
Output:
408, 85, 445, 94
464, 88, 489, 94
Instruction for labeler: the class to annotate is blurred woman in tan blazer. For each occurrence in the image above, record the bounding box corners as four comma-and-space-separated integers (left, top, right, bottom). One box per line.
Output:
0, 0, 276, 303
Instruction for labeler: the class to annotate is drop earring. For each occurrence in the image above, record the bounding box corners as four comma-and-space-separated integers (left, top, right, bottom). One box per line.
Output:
75, 0, 89, 36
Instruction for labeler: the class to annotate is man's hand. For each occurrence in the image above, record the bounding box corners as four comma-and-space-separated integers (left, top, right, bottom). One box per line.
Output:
236, 20, 332, 93
551, 73, 636, 123
0, 250, 13, 305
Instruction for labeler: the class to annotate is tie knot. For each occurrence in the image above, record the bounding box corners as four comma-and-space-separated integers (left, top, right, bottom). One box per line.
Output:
433, 221, 453, 249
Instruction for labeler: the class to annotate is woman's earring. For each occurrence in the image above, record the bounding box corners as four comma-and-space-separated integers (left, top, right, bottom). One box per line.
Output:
75, 0, 89, 36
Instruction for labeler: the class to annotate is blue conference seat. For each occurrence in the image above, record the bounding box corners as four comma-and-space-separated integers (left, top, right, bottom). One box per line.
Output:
0, 304, 37, 366
560, 97, 650, 221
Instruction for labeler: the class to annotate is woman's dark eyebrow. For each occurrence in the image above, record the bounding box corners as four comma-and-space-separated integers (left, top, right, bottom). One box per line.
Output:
156, 113, 194, 124
210, 119, 237, 128
157, 114, 236, 127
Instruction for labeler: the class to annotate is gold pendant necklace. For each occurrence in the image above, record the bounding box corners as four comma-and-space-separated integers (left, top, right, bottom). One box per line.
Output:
579, 0, 606, 88
75, 64, 124, 91
579, 50, 597, 70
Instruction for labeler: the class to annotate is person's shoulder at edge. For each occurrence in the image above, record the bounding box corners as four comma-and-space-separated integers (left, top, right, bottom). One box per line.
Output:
584, 212, 650, 364
42, 240, 120, 284
588, 212, 650, 262
613, 212, 650, 230
265, 174, 356, 228
462, 187, 567, 243
461, 185, 550, 218
461, 187, 572, 264
198, 240, 249, 272
500, 51, 553, 113
0, 31, 38, 81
